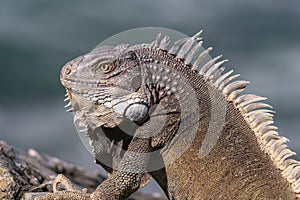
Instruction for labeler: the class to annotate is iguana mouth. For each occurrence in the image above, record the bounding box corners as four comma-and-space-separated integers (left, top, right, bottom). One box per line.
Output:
62, 77, 101, 87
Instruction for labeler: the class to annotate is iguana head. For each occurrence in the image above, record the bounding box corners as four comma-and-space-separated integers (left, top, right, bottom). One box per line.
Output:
60, 45, 151, 130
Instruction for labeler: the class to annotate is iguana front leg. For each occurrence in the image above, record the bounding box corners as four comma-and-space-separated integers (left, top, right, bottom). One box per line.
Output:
91, 136, 153, 199
35, 137, 152, 200
35, 173, 145, 200
34, 174, 90, 199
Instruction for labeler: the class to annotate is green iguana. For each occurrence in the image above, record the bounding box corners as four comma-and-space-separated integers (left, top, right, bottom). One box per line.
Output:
36, 30, 300, 199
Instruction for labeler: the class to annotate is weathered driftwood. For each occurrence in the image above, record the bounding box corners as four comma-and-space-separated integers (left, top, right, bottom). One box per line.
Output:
0, 140, 165, 200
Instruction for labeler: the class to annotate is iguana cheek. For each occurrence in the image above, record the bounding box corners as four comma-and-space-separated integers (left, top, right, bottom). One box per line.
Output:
111, 101, 148, 122
124, 103, 148, 122
112, 101, 129, 115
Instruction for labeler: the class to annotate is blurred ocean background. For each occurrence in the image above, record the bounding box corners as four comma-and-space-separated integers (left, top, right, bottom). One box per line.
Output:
0, 0, 299, 196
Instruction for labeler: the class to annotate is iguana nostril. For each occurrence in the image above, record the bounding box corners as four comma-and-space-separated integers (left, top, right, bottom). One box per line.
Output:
124, 103, 148, 122
64, 65, 72, 75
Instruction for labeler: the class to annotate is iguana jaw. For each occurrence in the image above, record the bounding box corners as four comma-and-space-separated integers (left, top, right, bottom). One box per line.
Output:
64, 88, 137, 165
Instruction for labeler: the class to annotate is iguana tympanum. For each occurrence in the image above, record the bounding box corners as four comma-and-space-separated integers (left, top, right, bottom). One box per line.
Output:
36, 31, 300, 200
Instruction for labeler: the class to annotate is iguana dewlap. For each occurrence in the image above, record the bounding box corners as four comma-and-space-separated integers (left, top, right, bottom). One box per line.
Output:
36, 31, 300, 200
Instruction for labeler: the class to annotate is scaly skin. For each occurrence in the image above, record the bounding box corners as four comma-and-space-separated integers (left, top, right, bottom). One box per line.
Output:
36, 32, 299, 199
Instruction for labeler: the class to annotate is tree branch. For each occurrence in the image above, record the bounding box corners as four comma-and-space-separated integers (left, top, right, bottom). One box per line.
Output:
0, 140, 165, 200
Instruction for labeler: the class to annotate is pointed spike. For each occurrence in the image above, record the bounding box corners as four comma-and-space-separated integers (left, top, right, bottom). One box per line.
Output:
177, 38, 195, 59
64, 97, 70, 102
154, 33, 161, 48
218, 74, 240, 91
292, 165, 300, 176
270, 137, 288, 150
149, 41, 155, 47
211, 66, 225, 81
238, 96, 267, 108
248, 112, 274, 123
168, 38, 189, 55
185, 41, 203, 66
228, 88, 245, 101
265, 132, 280, 143
282, 164, 294, 177
279, 149, 296, 163
223, 74, 240, 86
159, 35, 170, 51
255, 122, 276, 134
199, 55, 222, 75
64, 102, 72, 108
79, 128, 89, 134
193, 47, 213, 72
66, 108, 74, 112
247, 109, 276, 117
194, 30, 203, 39
236, 94, 266, 105
250, 114, 273, 127
282, 159, 299, 172
262, 131, 279, 142
259, 125, 278, 135
214, 69, 234, 87
205, 59, 228, 79
177, 31, 203, 59
271, 145, 287, 158
244, 102, 273, 113
223, 80, 250, 96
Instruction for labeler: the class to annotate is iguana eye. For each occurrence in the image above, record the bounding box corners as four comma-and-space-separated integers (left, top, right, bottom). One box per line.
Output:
96, 61, 115, 73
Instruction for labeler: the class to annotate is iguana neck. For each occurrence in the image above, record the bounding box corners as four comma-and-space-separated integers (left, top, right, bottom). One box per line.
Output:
135, 48, 296, 199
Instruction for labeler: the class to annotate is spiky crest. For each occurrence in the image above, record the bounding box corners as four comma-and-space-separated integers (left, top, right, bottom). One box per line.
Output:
150, 31, 300, 197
